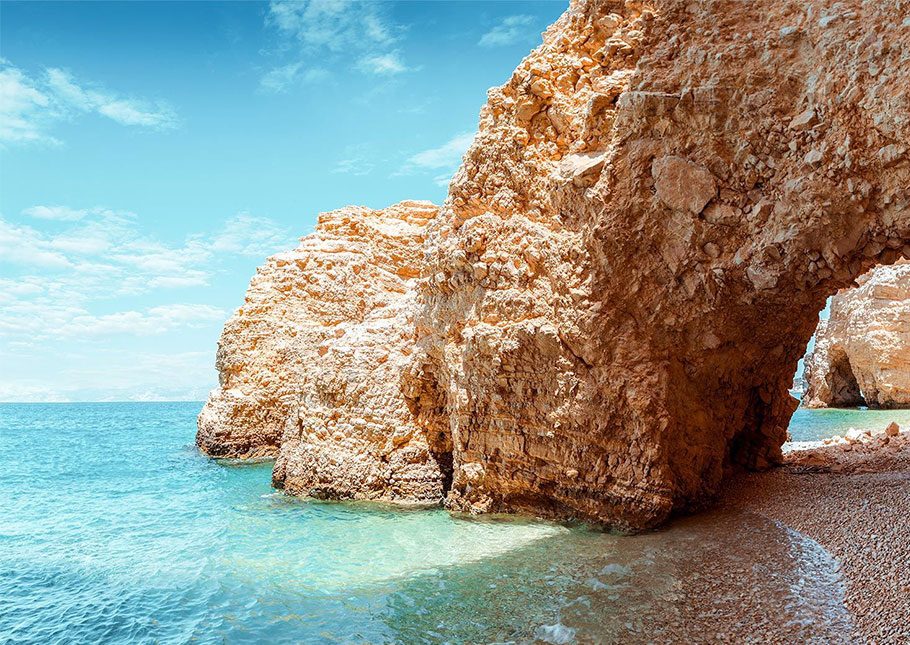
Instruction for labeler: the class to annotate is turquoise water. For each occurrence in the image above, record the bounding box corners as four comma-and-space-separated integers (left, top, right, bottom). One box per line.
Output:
788, 406, 910, 442
0, 402, 857, 643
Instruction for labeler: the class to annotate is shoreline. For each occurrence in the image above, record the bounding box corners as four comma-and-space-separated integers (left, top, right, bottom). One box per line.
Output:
720, 430, 910, 642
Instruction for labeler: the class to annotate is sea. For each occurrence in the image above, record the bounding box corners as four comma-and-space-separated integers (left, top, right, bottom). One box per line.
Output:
2, 401, 904, 643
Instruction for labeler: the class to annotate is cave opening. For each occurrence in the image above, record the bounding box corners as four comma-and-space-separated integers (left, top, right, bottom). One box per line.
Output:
824, 349, 867, 408
402, 356, 455, 498
429, 434, 455, 496
777, 258, 910, 459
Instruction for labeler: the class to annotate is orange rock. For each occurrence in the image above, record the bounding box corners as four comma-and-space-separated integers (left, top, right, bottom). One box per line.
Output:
804, 263, 910, 408
200, 0, 910, 530
197, 201, 451, 503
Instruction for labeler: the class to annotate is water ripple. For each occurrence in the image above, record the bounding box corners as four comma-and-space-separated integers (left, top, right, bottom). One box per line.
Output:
0, 402, 853, 643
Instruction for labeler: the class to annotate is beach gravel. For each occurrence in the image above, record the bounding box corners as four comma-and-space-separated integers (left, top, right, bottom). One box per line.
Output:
721, 431, 910, 642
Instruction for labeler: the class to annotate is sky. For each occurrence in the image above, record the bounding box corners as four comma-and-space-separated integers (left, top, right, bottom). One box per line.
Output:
0, 0, 568, 402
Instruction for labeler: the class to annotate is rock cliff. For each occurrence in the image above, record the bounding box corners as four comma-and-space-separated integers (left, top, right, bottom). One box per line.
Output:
200, 0, 910, 530
198, 201, 451, 501
803, 262, 910, 408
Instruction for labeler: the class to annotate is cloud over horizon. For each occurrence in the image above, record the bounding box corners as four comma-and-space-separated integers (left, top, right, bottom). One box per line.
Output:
0, 207, 294, 344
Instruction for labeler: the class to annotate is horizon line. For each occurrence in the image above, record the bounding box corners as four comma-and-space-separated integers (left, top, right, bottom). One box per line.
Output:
0, 400, 206, 405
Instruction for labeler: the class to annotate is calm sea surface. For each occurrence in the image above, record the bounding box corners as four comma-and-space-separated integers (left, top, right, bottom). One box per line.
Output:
789, 406, 910, 441
0, 402, 885, 643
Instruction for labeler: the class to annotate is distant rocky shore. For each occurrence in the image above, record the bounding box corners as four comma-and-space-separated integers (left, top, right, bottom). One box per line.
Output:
803, 262, 910, 409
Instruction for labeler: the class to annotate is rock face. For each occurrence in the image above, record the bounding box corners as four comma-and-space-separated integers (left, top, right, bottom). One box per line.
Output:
803, 262, 910, 409
198, 201, 452, 502
200, 0, 910, 530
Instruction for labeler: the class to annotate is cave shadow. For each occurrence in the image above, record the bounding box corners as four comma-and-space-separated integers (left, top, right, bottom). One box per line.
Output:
824, 348, 867, 408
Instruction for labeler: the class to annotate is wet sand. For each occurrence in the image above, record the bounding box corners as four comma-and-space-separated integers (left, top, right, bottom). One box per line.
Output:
720, 431, 910, 643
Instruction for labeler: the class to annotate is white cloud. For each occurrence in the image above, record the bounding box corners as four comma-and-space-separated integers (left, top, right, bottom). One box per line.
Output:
433, 173, 455, 188
0, 301, 224, 340
0, 60, 178, 145
0, 383, 73, 403
479, 15, 536, 48
263, 0, 409, 86
267, 0, 396, 51
45, 68, 177, 129
332, 157, 374, 176
22, 205, 88, 221
401, 131, 474, 171
0, 218, 73, 268
0, 208, 294, 344
331, 144, 378, 176
0, 210, 146, 275
64, 304, 226, 337
357, 52, 408, 76
2, 208, 292, 279
0, 204, 296, 400
210, 212, 293, 257
396, 132, 474, 189
0, 65, 59, 145
259, 62, 329, 93
1, 150, 294, 405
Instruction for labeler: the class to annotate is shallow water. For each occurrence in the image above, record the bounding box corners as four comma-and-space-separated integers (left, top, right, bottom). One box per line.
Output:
788, 406, 910, 442
0, 402, 857, 643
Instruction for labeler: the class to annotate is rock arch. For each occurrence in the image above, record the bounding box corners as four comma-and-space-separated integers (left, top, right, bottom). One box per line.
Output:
200, 0, 910, 530
411, 0, 910, 528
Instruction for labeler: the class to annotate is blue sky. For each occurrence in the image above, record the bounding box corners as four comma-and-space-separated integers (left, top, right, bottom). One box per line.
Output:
0, 0, 567, 401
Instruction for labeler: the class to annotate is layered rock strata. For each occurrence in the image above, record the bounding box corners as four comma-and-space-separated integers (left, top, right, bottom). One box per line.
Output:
200, 0, 910, 530
803, 262, 910, 408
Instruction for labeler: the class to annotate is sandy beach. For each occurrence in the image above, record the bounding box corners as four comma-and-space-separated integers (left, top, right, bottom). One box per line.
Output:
721, 431, 910, 642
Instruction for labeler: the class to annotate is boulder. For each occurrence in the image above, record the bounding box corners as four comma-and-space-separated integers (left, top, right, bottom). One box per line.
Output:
652, 155, 717, 214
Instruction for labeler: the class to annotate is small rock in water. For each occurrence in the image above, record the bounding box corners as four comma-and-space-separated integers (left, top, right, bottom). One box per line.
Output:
885, 421, 900, 437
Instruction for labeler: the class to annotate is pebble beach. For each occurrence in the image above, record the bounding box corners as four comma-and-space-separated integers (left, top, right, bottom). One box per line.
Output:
722, 429, 910, 642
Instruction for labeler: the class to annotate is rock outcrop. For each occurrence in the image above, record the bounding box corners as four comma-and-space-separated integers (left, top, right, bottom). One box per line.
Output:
200, 0, 910, 530
803, 262, 910, 408
198, 201, 452, 502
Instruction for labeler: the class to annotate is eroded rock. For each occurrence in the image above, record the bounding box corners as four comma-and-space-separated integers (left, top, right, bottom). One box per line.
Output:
803, 262, 910, 409
200, 0, 910, 530
198, 201, 452, 503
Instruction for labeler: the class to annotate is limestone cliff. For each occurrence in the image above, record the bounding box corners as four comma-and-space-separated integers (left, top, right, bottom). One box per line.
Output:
200, 0, 910, 530
803, 262, 910, 409
198, 201, 451, 502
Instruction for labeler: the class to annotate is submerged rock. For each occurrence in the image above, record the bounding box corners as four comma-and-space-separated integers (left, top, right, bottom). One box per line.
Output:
200, 0, 910, 530
803, 263, 910, 409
